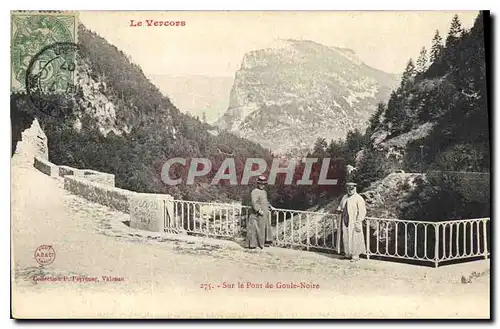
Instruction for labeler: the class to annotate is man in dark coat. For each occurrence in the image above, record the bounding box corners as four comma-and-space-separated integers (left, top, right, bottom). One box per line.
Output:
246, 175, 274, 249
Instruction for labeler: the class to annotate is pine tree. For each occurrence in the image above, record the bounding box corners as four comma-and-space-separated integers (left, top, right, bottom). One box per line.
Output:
326, 139, 344, 158
312, 137, 327, 158
430, 30, 444, 63
416, 47, 428, 74
367, 102, 386, 135
444, 14, 464, 69
384, 90, 398, 124
401, 58, 416, 87
446, 14, 463, 46
355, 148, 391, 191
344, 129, 368, 164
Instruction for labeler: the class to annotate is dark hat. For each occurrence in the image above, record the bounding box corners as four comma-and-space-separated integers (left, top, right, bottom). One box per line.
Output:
257, 175, 268, 184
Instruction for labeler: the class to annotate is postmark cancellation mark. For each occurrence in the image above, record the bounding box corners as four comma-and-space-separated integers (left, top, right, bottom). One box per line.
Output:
11, 11, 78, 93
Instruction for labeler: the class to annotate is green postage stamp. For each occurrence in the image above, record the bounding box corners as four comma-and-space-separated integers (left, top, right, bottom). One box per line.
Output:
10, 11, 78, 93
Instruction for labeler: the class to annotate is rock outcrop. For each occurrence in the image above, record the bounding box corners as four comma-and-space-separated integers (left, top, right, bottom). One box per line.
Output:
359, 173, 426, 219
12, 118, 48, 167
217, 39, 400, 154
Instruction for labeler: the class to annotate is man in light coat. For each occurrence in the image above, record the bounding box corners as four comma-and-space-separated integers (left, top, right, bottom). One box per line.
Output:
336, 182, 367, 262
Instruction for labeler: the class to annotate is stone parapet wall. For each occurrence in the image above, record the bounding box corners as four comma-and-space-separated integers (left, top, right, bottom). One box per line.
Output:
33, 157, 59, 177
58, 165, 115, 187
82, 169, 115, 187
129, 193, 176, 232
63, 176, 135, 213
59, 165, 85, 177
33, 156, 175, 234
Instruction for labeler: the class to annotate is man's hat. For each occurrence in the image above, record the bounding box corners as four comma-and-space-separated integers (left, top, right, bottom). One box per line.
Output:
257, 175, 268, 184
346, 182, 357, 187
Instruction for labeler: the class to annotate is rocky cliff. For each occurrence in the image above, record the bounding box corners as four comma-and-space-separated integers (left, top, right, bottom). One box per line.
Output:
216, 39, 400, 154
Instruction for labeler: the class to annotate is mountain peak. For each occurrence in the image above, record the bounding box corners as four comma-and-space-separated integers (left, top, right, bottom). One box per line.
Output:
217, 39, 399, 153
263, 38, 318, 48
263, 38, 356, 53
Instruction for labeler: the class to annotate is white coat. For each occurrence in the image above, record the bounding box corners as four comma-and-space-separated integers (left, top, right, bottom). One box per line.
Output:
337, 193, 367, 257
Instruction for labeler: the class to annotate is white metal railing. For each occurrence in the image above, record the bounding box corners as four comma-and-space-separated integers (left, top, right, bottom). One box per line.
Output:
364, 217, 490, 266
164, 200, 490, 267
168, 200, 250, 238
365, 217, 437, 263
272, 208, 341, 253
434, 218, 490, 265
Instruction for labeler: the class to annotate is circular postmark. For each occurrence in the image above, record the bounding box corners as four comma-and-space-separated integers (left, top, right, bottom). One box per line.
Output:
25, 41, 81, 117
34, 245, 56, 266
11, 14, 74, 90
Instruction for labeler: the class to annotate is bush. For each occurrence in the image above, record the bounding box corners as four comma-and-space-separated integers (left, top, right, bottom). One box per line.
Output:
355, 148, 394, 191
401, 171, 490, 221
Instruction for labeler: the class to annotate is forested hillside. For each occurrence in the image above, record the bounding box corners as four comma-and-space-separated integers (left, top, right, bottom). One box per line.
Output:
366, 12, 488, 172
301, 12, 489, 220
350, 12, 489, 220
12, 24, 279, 204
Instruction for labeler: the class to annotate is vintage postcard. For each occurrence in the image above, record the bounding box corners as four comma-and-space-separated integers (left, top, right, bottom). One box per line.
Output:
10, 10, 490, 319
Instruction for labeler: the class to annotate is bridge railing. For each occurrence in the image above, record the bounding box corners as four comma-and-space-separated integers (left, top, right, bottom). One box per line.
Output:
165, 199, 490, 267
168, 199, 250, 238
272, 208, 341, 253
364, 217, 490, 266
